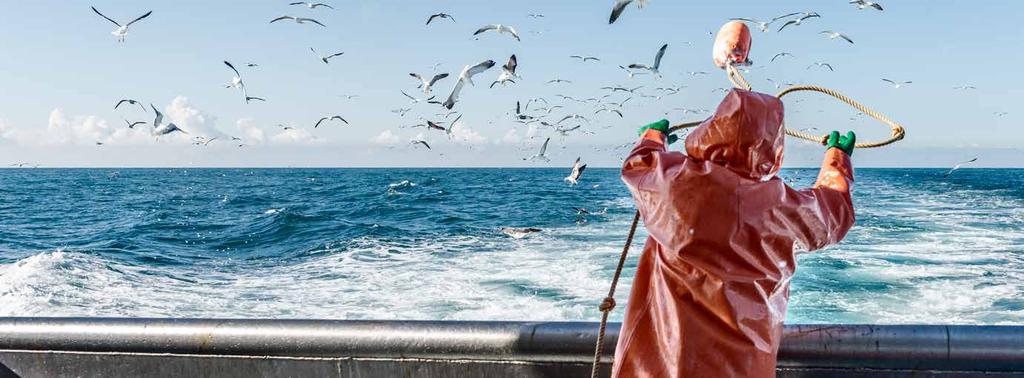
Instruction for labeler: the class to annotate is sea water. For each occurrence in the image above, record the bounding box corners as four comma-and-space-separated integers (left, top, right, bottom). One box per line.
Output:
0, 168, 1021, 324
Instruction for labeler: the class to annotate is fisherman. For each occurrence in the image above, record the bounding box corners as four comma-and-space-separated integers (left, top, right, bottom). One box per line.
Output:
612, 89, 856, 377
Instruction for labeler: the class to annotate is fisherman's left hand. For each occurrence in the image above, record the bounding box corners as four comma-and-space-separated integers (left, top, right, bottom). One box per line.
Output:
637, 119, 679, 144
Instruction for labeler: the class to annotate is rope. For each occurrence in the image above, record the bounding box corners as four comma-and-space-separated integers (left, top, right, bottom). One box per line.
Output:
589, 64, 906, 378
590, 211, 641, 378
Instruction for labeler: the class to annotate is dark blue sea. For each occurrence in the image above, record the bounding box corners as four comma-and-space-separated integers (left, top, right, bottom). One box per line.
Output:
0, 168, 1022, 324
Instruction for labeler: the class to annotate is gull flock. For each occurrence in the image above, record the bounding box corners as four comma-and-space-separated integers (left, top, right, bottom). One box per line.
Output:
38, 1, 984, 182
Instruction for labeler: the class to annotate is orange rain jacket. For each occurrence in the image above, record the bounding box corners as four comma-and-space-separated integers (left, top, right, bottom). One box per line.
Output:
613, 89, 855, 377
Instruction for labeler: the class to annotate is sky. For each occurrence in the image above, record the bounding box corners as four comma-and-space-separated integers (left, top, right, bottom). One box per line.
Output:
0, 0, 1021, 168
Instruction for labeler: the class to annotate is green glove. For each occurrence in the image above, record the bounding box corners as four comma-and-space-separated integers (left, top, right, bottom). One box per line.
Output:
826, 131, 856, 156
637, 119, 678, 144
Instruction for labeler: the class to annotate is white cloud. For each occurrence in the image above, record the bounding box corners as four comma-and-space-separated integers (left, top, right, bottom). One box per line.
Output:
526, 124, 539, 139
163, 96, 225, 139
269, 128, 319, 145
496, 128, 521, 145
449, 121, 487, 145
236, 118, 266, 145
370, 130, 400, 146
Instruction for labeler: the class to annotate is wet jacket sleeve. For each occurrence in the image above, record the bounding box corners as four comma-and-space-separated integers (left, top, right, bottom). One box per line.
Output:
785, 147, 856, 251
620, 129, 682, 246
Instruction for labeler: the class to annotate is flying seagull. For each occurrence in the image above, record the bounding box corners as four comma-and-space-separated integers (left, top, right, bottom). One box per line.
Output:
881, 79, 912, 89
609, 0, 650, 24
944, 157, 978, 177
426, 13, 455, 25
807, 62, 834, 71
245, 96, 266, 103
473, 24, 520, 41
820, 30, 854, 44
777, 12, 820, 32
628, 43, 668, 76
310, 48, 344, 64
564, 157, 587, 185
91, 7, 152, 42
149, 104, 187, 137
570, 55, 601, 62
730, 13, 800, 32
770, 52, 793, 63
490, 54, 519, 88
401, 90, 436, 104
409, 72, 450, 95
289, 2, 334, 9
526, 137, 551, 162
849, 0, 884, 11
124, 119, 146, 129
315, 115, 348, 128
223, 61, 259, 103
114, 99, 146, 112
270, 16, 326, 27
442, 59, 497, 109
411, 140, 431, 149
547, 79, 573, 84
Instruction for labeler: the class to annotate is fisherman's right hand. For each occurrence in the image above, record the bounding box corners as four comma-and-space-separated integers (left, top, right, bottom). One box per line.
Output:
826, 130, 856, 156
637, 119, 678, 144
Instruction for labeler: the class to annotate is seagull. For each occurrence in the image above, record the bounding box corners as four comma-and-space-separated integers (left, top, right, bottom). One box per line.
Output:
602, 85, 644, 93
401, 90, 436, 104
91, 7, 152, 42
114, 99, 146, 112
443, 59, 497, 109
807, 62, 834, 71
570, 55, 601, 62
315, 115, 349, 128
426, 13, 455, 25
770, 52, 793, 63
392, 108, 413, 117
500, 227, 542, 239
618, 65, 649, 79
547, 79, 573, 84
339, 94, 360, 100
310, 48, 344, 64
409, 72, 450, 95
609, 0, 650, 24
246, 63, 259, 68
557, 114, 589, 125
245, 96, 266, 103
564, 157, 587, 185
224, 61, 259, 103
411, 140, 432, 149
526, 137, 551, 161
473, 24, 520, 41
595, 108, 624, 118
952, 85, 977, 90
124, 119, 147, 129
289, 2, 334, 9
149, 104, 187, 137
270, 16, 326, 27
881, 79, 912, 89
820, 30, 854, 44
628, 43, 668, 76
513, 101, 535, 121
730, 13, 799, 32
490, 54, 519, 88
849, 0, 884, 11
944, 158, 978, 177
688, 71, 710, 76
777, 12, 820, 32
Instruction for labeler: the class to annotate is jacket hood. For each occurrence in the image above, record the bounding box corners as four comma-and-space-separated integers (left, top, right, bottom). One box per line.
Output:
685, 89, 785, 180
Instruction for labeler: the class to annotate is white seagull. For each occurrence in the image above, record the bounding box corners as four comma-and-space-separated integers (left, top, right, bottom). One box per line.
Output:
310, 48, 344, 64
570, 55, 601, 62
944, 157, 978, 177
289, 2, 334, 9
731, 13, 800, 32
426, 13, 455, 25
820, 30, 854, 44
777, 12, 820, 32
628, 44, 668, 76
882, 79, 912, 89
526, 137, 551, 161
401, 90, 436, 104
315, 115, 348, 128
409, 72, 450, 95
114, 99, 146, 112
91, 7, 152, 42
490, 54, 519, 88
609, 0, 650, 24
442, 60, 497, 109
270, 16, 326, 27
473, 24, 520, 41
564, 157, 587, 185
849, 0, 884, 11
149, 104, 187, 137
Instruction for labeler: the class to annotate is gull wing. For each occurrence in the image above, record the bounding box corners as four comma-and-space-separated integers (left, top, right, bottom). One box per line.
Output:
315, 117, 328, 128
653, 43, 668, 70
409, 73, 425, 87
473, 24, 498, 36
331, 116, 348, 124
464, 59, 496, 81
426, 14, 441, 25
443, 80, 465, 109
505, 26, 521, 41
224, 61, 241, 77
311, 3, 334, 9
609, 0, 634, 24
428, 73, 449, 87
504, 54, 517, 74
772, 12, 801, 22
126, 11, 152, 27
298, 18, 326, 27
539, 137, 550, 155
777, 20, 797, 32
150, 104, 163, 128
91, 7, 121, 27
270, 16, 295, 23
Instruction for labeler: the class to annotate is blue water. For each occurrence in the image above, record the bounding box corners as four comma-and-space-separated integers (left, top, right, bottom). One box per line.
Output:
0, 168, 1022, 324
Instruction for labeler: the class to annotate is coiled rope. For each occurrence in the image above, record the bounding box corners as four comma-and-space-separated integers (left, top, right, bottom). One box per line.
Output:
589, 65, 905, 378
